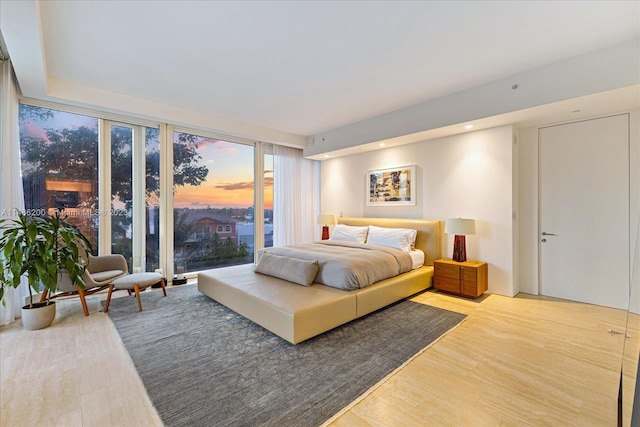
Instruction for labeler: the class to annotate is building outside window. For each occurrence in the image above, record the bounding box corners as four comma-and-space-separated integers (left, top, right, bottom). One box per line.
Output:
172, 131, 255, 274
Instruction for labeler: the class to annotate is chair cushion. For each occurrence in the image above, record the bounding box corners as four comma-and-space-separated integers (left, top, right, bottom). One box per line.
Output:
91, 270, 125, 283
112, 272, 163, 290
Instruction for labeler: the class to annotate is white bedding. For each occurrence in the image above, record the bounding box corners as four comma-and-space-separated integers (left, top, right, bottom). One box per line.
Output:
409, 249, 425, 270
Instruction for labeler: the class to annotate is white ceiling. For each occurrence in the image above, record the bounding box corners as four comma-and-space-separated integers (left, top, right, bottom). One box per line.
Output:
1, 0, 639, 143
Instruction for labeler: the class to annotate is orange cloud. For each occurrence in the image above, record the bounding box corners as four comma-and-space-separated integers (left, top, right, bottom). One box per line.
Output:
174, 180, 273, 210
174, 180, 252, 209
216, 181, 253, 191
23, 121, 49, 142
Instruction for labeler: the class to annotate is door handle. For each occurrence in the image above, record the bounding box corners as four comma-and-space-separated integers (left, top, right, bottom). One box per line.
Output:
541, 232, 557, 236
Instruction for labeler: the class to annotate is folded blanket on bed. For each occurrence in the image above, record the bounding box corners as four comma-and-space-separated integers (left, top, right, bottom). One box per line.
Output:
263, 240, 413, 290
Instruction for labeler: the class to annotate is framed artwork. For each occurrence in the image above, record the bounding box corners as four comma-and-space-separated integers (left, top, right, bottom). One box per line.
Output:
367, 165, 416, 206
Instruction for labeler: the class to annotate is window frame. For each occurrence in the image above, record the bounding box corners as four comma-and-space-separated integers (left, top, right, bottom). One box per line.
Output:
19, 98, 271, 281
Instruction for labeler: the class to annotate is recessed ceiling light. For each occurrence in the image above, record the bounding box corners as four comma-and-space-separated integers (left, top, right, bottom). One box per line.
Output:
464, 125, 473, 130
324, 154, 330, 158
379, 143, 386, 147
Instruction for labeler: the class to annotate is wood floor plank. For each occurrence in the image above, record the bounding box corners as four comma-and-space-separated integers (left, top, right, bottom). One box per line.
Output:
326, 290, 627, 427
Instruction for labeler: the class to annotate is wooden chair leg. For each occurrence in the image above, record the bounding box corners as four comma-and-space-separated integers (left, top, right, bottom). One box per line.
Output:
134, 283, 143, 311
104, 285, 114, 313
77, 287, 90, 316
160, 278, 167, 297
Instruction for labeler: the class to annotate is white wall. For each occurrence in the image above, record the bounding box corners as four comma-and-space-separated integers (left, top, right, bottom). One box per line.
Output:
517, 126, 539, 295
321, 125, 517, 297
517, 109, 640, 302
322, 109, 639, 302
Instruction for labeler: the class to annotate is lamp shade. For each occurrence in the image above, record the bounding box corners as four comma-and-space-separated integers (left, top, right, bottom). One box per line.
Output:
317, 214, 336, 226
444, 218, 476, 235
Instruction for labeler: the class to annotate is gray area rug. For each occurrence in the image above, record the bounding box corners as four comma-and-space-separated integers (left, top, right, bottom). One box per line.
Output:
106, 284, 466, 427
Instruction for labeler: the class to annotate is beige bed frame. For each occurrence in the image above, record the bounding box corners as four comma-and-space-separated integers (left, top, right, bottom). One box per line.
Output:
198, 218, 441, 344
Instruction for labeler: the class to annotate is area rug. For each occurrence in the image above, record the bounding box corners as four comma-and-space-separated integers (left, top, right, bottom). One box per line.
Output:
106, 284, 466, 427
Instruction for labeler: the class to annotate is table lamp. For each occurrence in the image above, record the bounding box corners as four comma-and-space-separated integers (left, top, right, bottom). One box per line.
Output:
444, 218, 476, 262
317, 214, 335, 240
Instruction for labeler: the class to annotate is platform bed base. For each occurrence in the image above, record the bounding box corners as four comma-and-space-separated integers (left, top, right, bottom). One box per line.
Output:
198, 264, 433, 344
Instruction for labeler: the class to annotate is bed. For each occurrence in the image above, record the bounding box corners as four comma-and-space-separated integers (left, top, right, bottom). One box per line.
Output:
198, 217, 441, 344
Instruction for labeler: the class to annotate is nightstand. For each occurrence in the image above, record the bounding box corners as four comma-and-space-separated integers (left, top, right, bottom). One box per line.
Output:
433, 259, 488, 298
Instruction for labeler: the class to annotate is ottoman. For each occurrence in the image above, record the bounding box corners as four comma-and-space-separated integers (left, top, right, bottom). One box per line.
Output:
104, 272, 166, 312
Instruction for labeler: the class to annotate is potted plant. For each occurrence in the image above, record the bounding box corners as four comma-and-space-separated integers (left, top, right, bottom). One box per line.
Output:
0, 210, 91, 330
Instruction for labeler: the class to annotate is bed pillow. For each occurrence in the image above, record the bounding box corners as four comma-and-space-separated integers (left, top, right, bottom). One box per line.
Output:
330, 224, 369, 244
366, 225, 417, 252
255, 252, 319, 286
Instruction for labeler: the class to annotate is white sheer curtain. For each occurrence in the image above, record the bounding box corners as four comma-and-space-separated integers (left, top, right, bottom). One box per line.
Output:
273, 145, 319, 246
0, 59, 28, 325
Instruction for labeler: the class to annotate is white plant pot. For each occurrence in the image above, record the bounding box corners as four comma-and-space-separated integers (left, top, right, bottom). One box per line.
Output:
21, 301, 56, 330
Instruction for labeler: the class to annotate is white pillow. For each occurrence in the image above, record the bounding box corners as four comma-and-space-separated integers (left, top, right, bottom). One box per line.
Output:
366, 225, 417, 252
330, 224, 369, 243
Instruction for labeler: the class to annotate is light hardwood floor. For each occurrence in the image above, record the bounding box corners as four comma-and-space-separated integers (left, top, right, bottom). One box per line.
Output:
0, 285, 629, 427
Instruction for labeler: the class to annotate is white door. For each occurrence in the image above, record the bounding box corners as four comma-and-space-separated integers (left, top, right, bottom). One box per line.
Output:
539, 114, 629, 309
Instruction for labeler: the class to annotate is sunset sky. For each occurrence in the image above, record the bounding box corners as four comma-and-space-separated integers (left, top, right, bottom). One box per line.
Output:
172, 136, 273, 209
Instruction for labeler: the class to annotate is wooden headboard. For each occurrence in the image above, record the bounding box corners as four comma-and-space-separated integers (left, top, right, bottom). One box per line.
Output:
337, 217, 442, 266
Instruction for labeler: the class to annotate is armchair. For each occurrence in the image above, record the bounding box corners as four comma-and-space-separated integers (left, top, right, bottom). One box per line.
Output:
40, 254, 129, 316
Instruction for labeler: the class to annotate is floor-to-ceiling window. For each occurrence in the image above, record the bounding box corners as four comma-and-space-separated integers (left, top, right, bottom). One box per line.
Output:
19, 104, 100, 253
145, 128, 161, 273
19, 104, 162, 268
19, 101, 272, 280
264, 145, 274, 248
106, 122, 160, 273
172, 130, 255, 274
109, 124, 133, 265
